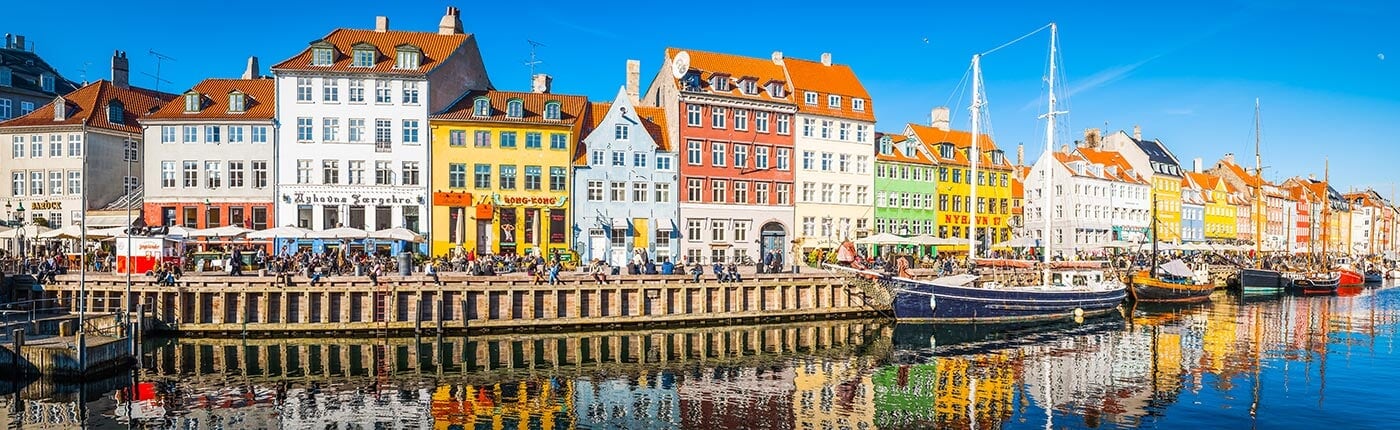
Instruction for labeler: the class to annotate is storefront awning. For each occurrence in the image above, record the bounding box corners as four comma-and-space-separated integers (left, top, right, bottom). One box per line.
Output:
83, 214, 139, 228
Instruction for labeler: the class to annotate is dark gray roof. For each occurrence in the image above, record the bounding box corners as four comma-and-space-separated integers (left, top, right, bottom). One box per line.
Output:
1131, 136, 1183, 177
1, 45, 79, 96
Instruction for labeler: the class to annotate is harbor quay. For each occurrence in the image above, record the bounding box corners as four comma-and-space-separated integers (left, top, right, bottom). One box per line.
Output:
27, 269, 887, 335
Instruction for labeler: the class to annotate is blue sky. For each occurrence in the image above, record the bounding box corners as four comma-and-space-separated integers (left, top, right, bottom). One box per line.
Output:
9, 0, 1398, 192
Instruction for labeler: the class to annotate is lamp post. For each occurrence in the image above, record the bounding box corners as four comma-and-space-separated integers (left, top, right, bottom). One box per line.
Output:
11, 203, 26, 263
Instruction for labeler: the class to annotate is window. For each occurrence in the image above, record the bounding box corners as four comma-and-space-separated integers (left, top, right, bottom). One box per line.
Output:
853, 98, 865, 111
322, 160, 339, 184
632, 182, 648, 202
200, 125, 220, 144
472, 130, 491, 148
828, 95, 841, 108
686, 105, 701, 126
375, 161, 393, 185
524, 166, 542, 190
633, 153, 647, 168
610, 181, 626, 201
777, 148, 791, 171
67, 171, 81, 195
227, 92, 246, 113
590, 150, 603, 166
839, 123, 850, 141
711, 143, 726, 166
549, 167, 566, 191
687, 141, 702, 165
857, 186, 869, 205
821, 152, 833, 171
499, 131, 517, 148
804, 92, 818, 105
733, 221, 749, 242
777, 114, 790, 134
448, 163, 467, 188
322, 118, 338, 142
375, 119, 392, 148
802, 151, 815, 170
402, 120, 419, 143
252, 126, 268, 143
657, 155, 673, 170
49, 137, 62, 157
506, 99, 523, 118
160, 161, 176, 187
587, 180, 604, 201
550, 133, 567, 150
711, 106, 726, 129
296, 118, 313, 141
611, 150, 625, 166
820, 120, 831, 139
733, 181, 748, 203
711, 219, 727, 241
312, 47, 333, 66
839, 184, 851, 203
349, 80, 365, 102
734, 144, 748, 168
229, 161, 244, 187
838, 154, 851, 172
22, 101, 36, 116
755, 182, 770, 204
687, 220, 702, 242
295, 160, 311, 184
802, 118, 814, 137
525, 132, 541, 148
802, 182, 815, 202
474, 164, 491, 188
544, 102, 561, 120
205, 161, 221, 188
352, 48, 375, 67
322, 79, 339, 102
499, 165, 516, 189
449, 130, 466, 147
347, 160, 364, 184
296, 78, 313, 102
10, 172, 20, 197
777, 183, 791, 205
29, 136, 41, 158
228, 126, 244, 143
48, 171, 62, 195
472, 97, 490, 116
10, 136, 20, 158
687, 178, 702, 202
183, 92, 201, 112
0, 99, 9, 120
402, 161, 420, 185
375, 80, 392, 103
654, 182, 671, 202
253, 161, 268, 188
734, 109, 748, 131
756, 111, 770, 132
712, 179, 727, 203
402, 81, 419, 104
395, 49, 420, 69
26, 172, 44, 197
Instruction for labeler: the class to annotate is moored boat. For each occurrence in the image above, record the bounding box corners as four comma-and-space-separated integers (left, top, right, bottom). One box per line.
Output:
886, 270, 1128, 323
1129, 260, 1213, 303
1237, 267, 1287, 291
1291, 271, 1341, 295
1364, 269, 1383, 284
1337, 267, 1364, 286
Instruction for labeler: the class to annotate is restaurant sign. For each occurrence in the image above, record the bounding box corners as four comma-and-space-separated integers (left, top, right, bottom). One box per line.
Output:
282, 191, 424, 206
492, 194, 567, 208
942, 214, 1002, 226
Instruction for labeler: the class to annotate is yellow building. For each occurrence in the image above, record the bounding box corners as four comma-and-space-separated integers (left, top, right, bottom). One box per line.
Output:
1189, 172, 1236, 241
428, 89, 587, 257
903, 123, 1015, 251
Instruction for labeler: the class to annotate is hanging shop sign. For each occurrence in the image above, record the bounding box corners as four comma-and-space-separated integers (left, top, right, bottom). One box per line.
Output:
492, 194, 568, 208
433, 192, 473, 206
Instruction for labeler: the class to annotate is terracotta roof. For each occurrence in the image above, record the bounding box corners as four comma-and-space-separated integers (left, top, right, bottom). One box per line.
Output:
272, 28, 469, 75
1185, 171, 1221, 191
874, 132, 931, 164
143, 78, 275, 121
1215, 158, 1263, 188
664, 48, 792, 103
783, 57, 874, 122
907, 124, 1011, 169
432, 90, 588, 126
1076, 147, 1147, 185
573, 102, 670, 166
0, 80, 174, 134
1011, 177, 1024, 198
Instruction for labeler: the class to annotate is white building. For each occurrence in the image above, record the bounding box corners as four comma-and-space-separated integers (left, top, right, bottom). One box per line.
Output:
1025, 148, 1150, 253
788, 53, 876, 250
272, 8, 490, 236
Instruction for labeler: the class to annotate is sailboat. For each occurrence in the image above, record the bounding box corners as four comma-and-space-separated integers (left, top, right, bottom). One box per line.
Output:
1130, 196, 1214, 302
1291, 158, 1341, 294
1235, 100, 1291, 292
834, 23, 1126, 323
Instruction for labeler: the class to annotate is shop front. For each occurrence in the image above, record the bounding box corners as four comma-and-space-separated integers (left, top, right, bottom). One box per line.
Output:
435, 192, 569, 258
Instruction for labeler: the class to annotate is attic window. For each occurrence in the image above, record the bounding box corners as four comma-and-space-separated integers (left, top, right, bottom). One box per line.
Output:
506, 99, 523, 118
107, 100, 124, 125
183, 91, 200, 112
711, 75, 730, 91
991, 151, 1004, 165
804, 92, 817, 105
395, 45, 422, 70
878, 137, 891, 155
852, 98, 865, 111
0, 67, 10, 87
938, 143, 955, 159
767, 82, 784, 98
311, 47, 334, 66
740, 79, 757, 95
352, 47, 376, 67
828, 95, 841, 108
40, 74, 54, 93
472, 97, 490, 116
543, 101, 561, 120
228, 91, 246, 113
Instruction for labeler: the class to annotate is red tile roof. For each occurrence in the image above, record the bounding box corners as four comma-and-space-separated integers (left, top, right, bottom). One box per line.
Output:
144, 78, 275, 121
874, 132, 931, 164
431, 90, 588, 125
783, 57, 874, 122
0, 80, 174, 134
1076, 147, 1147, 185
272, 28, 469, 75
665, 48, 792, 103
573, 102, 671, 166
907, 124, 1011, 170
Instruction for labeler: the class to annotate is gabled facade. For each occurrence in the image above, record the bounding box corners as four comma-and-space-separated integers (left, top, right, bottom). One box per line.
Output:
903, 115, 1015, 252
1095, 127, 1184, 242
643, 48, 797, 265
1343, 189, 1390, 255
873, 132, 936, 237
0, 34, 79, 122
428, 87, 585, 257
140, 68, 276, 230
787, 53, 875, 249
1186, 171, 1235, 242
1179, 174, 1205, 243
1026, 147, 1150, 252
572, 86, 677, 265
272, 8, 491, 242
0, 50, 173, 228
1207, 153, 1269, 247
1075, 148, 1151, 243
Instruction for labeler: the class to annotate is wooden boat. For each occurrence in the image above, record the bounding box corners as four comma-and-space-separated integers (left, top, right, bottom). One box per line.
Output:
1291, 271, 1341, 295
1364, 269, 1384, 284
1338, 267, 1364, 286
1231, 101, 1286, 293
1130, 261, 1213, 303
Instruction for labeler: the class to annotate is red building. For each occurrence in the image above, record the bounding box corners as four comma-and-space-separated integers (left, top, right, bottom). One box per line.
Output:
643, 48, 797, 264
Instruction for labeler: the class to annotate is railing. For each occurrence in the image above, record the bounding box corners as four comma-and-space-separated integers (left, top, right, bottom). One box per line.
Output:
375, 139, 391, 153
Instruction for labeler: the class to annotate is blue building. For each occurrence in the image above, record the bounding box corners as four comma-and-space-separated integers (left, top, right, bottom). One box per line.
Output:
1181, 175, 1206, 242
572, 87, 679, 265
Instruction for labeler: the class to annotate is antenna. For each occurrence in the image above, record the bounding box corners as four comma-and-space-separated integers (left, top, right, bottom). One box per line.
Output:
147, 49, 176, 92
524, 39, 545, 87
77, 62, 92, 84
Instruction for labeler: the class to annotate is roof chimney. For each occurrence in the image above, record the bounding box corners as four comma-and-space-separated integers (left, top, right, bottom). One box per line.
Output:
14, 35, 25, 51
242, 56, 259, 79
820, 52, 832, 66
930, 106, 950, 131
532, 73, 552, 94
438, 6, 463, 35
1083, 128, 1101, 148
1132, 124, 1141, 140
1060, 144, 1069, 154
3, 34, 10, 49
111, 50, 129, 89
1017, 143, 1025, 167
771, 51, 784, 65
1193, 157, 1203, 173
625, 59, 641, 105
1309, 173, 1316, 181
374, 16, 389, 33
53, 96, 66, 121
1223, 152, 1235, 165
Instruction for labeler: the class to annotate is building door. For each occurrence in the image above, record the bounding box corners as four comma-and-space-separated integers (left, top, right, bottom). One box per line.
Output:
475, 220, 491, 255
759, 222, 787, 264
609, 227, 628, 267
588, 229, 608, 264
161, 207, 176, 226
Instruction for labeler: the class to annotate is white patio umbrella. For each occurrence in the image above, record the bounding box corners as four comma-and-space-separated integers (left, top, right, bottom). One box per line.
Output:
854, 232, 915, 245
38, 225, 89, 239
0, 225, 51, 238
190, 225, 253, 239
247, 226, 312, 240
164, 226, 195, 237
1101, 240, 1140, 249
88, 226, 130, 237
992, 236, 1040, 248
910, 234, 961, 246
370, 227, 424, 242
307, 227, 369, 240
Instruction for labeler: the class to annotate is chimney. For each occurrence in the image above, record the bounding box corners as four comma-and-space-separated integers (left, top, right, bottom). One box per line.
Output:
3, 34, 10, 49
770, 51, 784, 65
14, 35, 25, 51
1309, 173, 1317, 181
374, 16, 389, 32
111, 50, 129, 89
1017, 144, 1025, 167
1132, 124, 1142, 140
1060, 144, 1069, 154
930, 106, 950, 131
625, 60, 641, 105
532, 73, 552, 94
53, 96, 66, 121
1083, 128, 1101, 148
242, 56, 259, 79
820, 52, 832, 66
438, 7, 463, 35
1223, 152, 1235, 165
1193, 157, 1203, 173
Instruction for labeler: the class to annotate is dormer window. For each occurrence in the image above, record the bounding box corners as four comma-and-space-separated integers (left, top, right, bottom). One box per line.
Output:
107, 100, 124, 125
711, 75, 730, 91
53, 96, 66, 121
395, 44, 422, 70
938, 143, 955, 159
853, 98, 865, 111
40, 74, 54, 93
991, 150, 1004, 165
879, 137, 892, 155
472, 97, 490, 117
351, 43, 377, 67
506, 99, 523, 118
183, 91, 201, 112
740, 79, 757, 95
828, 95, 841, 108
228, 91, 247, 113
767, 82, 785, 98
804, 91, 817, 105
543, 101, 561, 120
0, 67, 10, 87
310, 41, 335, 66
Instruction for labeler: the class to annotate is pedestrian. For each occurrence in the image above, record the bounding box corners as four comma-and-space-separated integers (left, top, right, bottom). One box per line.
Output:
548, 261, 561, 285
690, 263, 703, 283
425, 259, 443, 286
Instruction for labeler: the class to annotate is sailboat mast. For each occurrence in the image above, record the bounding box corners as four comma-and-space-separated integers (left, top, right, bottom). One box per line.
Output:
1324, 157, 1330, 265
1253, 98, 1263, 267
1042, 23, 1059, 285
970, 54, 982, 261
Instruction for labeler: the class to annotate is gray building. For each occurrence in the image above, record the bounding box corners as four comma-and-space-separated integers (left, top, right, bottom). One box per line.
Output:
0, 34, 79, 121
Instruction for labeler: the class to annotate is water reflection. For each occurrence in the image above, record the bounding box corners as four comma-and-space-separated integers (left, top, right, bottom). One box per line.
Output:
5, 285, 1400, 429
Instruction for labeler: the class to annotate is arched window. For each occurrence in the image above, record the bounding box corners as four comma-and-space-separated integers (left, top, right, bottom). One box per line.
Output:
506, 99, 523, 118
543, 101, 561, 120
472, 97, 490, 116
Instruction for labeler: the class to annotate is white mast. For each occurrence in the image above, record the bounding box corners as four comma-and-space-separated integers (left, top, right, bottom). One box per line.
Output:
1041, 23, 1062, 285
969, 54, 982, 261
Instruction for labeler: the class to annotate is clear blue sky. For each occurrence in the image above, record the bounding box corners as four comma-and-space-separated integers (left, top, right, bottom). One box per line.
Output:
9, 0, 1398, 193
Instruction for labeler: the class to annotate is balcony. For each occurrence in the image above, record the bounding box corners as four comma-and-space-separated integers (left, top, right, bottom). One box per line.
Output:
375, 139, 391, 153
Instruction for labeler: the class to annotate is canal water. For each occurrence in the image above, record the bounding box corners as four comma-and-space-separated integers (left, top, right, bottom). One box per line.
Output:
3, 284, 1398, 429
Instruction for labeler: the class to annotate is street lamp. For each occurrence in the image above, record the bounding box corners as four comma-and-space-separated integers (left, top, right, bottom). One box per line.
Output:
11, 202, 25, 262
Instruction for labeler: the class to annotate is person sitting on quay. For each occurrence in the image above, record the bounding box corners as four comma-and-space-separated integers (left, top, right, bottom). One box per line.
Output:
712, 261, 727, 282
727, 261, 743, 283
690, 262, 704, 283
425, 259, 443, 286
644, 258, 658, 275
590, 259, 610, 284
547, 261, 561, 285
308, 262, 325, 286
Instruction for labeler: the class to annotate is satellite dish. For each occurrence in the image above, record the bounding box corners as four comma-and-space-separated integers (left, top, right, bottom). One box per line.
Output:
671, 51, 691, 79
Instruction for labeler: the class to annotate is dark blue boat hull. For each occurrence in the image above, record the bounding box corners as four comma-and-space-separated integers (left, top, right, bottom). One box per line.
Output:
1238, 268, 1286, 290
888, 278, 1127, 323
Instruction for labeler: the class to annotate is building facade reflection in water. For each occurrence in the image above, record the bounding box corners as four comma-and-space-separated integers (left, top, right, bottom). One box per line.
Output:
5, 288, 1400, 429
